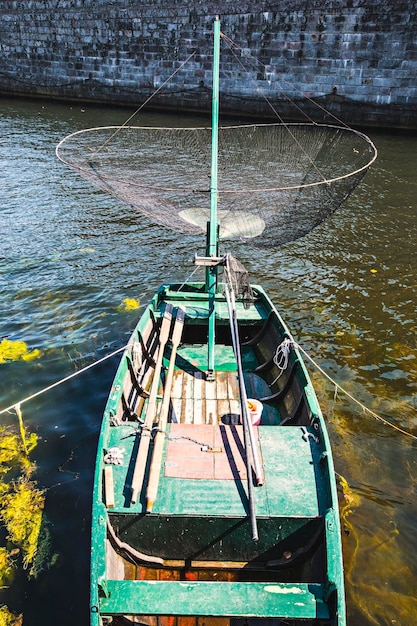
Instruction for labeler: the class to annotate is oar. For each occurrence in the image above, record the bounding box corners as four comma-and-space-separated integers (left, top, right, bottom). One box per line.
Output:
131, 303, 174, 505
224, 282, 261, 542
225, 283, 263, 485
146, 306, 186, 513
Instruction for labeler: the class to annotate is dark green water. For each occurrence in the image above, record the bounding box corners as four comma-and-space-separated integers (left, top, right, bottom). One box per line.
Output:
0, 97, 416, 625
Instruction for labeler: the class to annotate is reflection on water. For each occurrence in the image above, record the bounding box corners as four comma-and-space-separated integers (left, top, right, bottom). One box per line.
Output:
0, 97, 416, 625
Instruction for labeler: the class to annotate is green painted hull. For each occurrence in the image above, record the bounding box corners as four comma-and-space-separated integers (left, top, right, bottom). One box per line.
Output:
90, 282, 346, 626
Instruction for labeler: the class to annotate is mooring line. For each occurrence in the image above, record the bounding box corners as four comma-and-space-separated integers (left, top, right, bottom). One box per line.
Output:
2, 336, 415, 442
291, 341, 417, 441
0, 344, 128, 416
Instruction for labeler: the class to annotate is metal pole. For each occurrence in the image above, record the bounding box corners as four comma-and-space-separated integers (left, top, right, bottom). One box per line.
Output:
206, 16, 221, 377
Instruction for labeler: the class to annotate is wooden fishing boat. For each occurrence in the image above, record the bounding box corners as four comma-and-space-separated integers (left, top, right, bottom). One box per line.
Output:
90, 275, 346, 626
57, 16, 377, 626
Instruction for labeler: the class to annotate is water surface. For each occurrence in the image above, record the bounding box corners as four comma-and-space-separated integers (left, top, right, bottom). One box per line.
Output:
0, 97, 416, 625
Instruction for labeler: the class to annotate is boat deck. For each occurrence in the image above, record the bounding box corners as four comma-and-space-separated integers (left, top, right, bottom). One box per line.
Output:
105, 417, 322, 519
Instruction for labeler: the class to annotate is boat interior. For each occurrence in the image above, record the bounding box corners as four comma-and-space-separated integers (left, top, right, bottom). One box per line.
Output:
96, 283, 339, 625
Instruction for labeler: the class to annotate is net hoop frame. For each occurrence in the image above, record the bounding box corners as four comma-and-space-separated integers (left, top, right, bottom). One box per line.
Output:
56, 122, 377, 195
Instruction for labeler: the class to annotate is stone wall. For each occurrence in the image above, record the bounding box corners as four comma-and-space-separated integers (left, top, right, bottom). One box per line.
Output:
1, 0, 417, 127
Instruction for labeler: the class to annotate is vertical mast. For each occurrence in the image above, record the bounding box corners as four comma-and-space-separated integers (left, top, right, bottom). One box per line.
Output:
206, 15, 220, 376
209, 15, 220, 255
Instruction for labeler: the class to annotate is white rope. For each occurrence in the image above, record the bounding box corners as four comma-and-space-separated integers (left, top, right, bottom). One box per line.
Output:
3, 334, 414, 443
280, 339, 417, 441
271, 337, 292, 384
0, 344, 128, 416
177, 263, 203, 292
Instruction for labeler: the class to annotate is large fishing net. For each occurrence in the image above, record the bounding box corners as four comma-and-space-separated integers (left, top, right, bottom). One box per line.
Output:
56, 122, 376, 248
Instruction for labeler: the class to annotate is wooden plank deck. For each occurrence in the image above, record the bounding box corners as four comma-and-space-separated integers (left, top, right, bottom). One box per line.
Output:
171, 370, 241, 425
170, 369, 280, 426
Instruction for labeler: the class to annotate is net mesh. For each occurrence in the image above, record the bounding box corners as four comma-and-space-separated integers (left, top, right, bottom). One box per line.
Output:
224, 254, 254, 309
56, 122, 376, 248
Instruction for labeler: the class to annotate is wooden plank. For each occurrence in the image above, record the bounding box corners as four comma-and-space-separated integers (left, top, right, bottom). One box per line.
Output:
106, 539, 125, 580
183, 371, 194, 424
146, 308, 185, 512
227, 372, 240, 415
215, 372, 228, 424
171, 370, 183, 424
166, 371, 251, 426
104, 465, 115, 509
193, 371, 204, 424
205, 377, 216, 424
100, 580, 330, 619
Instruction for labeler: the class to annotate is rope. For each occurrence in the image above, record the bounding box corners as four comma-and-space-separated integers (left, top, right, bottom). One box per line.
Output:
0, 344, 128, 416
75, 51, 196, 168
2, 334, 414, 442
176, 263, 203, 292
271, 337, 292, 384
282, 339, 417, 441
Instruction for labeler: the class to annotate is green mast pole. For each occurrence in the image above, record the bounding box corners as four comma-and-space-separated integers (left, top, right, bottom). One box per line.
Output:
206, 15, 220, 377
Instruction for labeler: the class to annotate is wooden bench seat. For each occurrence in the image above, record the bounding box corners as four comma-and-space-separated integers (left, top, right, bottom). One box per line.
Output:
100, 580, 330, 619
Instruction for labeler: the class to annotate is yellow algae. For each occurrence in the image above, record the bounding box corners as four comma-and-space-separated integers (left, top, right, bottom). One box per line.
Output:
0, 427, 37, 477
337, 473, 361, 557
0, 432, 21, 468
0, 410, 44, 578
119, 297, 140, 312
0, 478, 45, 572
0, 547, 15, 588
0, 606, 22, 626
346, 518, 417, 625
21, 349, 41, 362
0, 413, 46, 624
0, 339, 41, 364
339, 474, 361, 511
309, 361, 417, 623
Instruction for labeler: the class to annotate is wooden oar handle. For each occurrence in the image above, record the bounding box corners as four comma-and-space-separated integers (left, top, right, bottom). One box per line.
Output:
146, 307, 185, 512
131, 304, 173, 504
